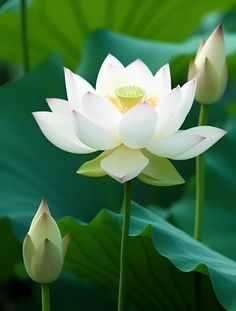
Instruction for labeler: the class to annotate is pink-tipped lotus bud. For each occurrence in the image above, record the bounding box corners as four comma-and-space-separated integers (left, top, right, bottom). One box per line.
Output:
188, 25, 227, 104
23, 199, 70, 284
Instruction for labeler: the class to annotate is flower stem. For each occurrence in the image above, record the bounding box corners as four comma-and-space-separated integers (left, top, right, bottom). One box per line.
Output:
194, 104, 208, 240
118, 181, 132, 311
41, 284, 50, 311
20, 0, 29, 73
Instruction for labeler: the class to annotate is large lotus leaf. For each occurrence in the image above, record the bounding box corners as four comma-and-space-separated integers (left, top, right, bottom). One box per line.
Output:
0, 0, 8, 8
167, 115, 236, 260
58, 201, 236, 311
0, 0, 236, 68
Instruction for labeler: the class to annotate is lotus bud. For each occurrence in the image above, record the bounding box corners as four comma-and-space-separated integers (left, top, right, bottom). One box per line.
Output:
23, 199, 70, 284
188, 25, 227, 104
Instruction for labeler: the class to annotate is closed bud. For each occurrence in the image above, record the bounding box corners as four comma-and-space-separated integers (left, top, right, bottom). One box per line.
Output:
23, 199, 70, 284
188, 25, 227, 104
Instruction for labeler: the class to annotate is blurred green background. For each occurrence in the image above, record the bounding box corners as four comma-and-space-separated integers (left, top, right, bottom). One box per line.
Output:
0, 0, 236, 310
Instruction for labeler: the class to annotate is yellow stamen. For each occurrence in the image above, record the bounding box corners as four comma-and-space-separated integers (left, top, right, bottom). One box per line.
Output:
144, 96, 157, 108
106, 95, 126, 113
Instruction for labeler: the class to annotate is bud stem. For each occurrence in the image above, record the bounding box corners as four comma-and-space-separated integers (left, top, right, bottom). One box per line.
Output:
118, 181, 132, 311
194, 104, 208, 240
41, 284, 50, 311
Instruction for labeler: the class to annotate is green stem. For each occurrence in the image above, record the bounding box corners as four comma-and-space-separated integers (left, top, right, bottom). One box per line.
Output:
41, 284, 50, 311
20, 0, 29, 73
194, 104, 208, 240
118, 181, 132, 311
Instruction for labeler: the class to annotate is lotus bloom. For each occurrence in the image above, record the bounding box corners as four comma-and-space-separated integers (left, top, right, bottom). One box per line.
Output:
188, 24, 227, 104
23, 199, 70, 284
33, 55, 226, 184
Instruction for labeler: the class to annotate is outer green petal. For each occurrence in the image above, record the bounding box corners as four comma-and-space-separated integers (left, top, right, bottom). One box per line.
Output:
138, 149, 185, 186
194, 58, 220, 104
30, 239, 63, 284
22, 234, 35, 279
62, 233, 71, 259
219, 60, 228, 99
76, 150, 112, 177
188, 60, 197, 80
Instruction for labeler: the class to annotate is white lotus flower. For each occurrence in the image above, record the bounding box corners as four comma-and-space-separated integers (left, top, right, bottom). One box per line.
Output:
33, 55, 226, 184
23, 199, 70, 284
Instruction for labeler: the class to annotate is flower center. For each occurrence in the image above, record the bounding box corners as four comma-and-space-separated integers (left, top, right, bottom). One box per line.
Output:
107, 85, 157, 113
115, 85, 145, 111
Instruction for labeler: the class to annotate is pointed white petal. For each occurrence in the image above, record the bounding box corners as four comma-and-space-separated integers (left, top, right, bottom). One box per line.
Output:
33, 112, 94, 154
64, 67, 94, 108
125, 59, 153, 90
81, 92, 121, 133
155, 86, 182, 136
46, 98, 71, 118
73, 111, 120, 150
163, 79, 196, 136
172, 126, 226, 159
119, 103, 157, 148
96, 54, 127, 96
97, 54, 124, 80
147, 131, 205, 159
101, 146, 149, 183
148, 63, 171, 98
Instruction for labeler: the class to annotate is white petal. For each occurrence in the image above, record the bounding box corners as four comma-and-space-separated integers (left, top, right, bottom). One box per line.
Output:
101, 146, 149, 183
64, 67, 94, 108
155, 86, 182, 136
80, 92, 121, 133
125, 59, 153, 90
147, 131, 205, 159
119, 103, 157, 148
96, 54, 127, 96
171, 126, 226, 160
46, 98, 72, 118
162, 79, 196, 136
73, 111, 120, 150
33, 112, 94, 154
148, 63, 171, 98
